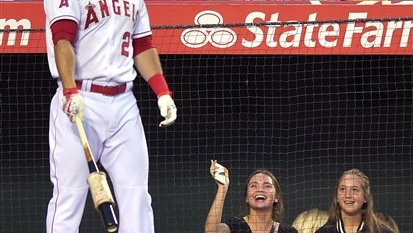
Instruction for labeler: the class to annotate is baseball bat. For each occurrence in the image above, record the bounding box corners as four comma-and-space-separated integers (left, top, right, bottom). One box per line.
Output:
75, 116, 119, 232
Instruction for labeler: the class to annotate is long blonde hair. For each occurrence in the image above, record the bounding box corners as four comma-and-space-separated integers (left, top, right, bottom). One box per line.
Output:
292, 208, 328, 233
375, 212, 400, 233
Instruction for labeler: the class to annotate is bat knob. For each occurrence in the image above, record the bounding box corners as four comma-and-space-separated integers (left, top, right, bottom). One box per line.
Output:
98, 204, 118, 232
106, 225, 118, 233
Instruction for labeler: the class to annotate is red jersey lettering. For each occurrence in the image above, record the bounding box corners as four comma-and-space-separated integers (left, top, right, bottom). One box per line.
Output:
85, 5, 99, 29
113, 0, 121, 15
124, 1, 130, 18
99, 0, 110, 18
59, 0, 69, 7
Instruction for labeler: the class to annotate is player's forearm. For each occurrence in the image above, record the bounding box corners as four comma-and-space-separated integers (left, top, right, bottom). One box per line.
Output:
54, 40, 76, 88
134, 48, 163, 81
205, 186, 228, 233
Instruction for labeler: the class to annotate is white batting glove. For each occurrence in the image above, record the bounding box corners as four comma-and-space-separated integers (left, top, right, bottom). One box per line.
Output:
157, 94, 177, 127
62, 88, 84, 123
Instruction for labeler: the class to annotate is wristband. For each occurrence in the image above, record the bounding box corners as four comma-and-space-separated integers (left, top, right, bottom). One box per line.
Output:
63, 87, 79, 96
148, 73, 172, 98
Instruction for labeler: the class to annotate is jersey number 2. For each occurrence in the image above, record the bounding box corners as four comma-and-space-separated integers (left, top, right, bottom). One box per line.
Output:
121, 32, 131, 56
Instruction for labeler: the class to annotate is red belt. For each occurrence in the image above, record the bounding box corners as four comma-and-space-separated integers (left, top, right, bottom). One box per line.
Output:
75, 80, 127, 96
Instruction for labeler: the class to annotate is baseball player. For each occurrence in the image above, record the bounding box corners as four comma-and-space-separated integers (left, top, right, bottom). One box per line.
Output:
43, 0, 177, 232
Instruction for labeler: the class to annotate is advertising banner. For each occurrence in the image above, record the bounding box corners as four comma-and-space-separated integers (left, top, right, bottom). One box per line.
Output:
1, 1, 412, 54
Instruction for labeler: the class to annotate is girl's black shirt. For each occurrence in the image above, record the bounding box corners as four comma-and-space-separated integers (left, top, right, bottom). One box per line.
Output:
315, 217, 395, 233
225, 216, 298, 233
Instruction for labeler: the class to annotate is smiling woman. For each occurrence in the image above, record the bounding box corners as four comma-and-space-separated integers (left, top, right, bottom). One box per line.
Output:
205, 160, 298, 233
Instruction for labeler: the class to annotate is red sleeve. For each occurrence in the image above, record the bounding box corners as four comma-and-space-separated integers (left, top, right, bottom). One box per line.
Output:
132, 35, 154, 57
50, 20, 78, 45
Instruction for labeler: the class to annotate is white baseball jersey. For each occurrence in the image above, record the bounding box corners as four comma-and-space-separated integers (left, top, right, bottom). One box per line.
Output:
44, 0, 152, 85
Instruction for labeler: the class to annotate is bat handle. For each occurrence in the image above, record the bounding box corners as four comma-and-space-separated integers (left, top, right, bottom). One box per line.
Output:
75, 117, 118, 232
99, 203, 118, 232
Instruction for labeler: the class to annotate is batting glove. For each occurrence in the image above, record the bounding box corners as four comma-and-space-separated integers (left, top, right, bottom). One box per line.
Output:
62, 87, 84, 123
158, 94, 177, 127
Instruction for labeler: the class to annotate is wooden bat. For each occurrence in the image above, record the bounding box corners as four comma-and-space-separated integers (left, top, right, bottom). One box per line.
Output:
75, 116, 119, 232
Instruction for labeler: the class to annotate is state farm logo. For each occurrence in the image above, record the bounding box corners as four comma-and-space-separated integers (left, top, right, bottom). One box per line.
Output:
180, 10, 237, 48
181, 11, 413, 50
0, 18, 31, 46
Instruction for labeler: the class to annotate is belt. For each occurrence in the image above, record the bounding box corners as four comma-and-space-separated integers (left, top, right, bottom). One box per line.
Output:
75, 80, 127, 96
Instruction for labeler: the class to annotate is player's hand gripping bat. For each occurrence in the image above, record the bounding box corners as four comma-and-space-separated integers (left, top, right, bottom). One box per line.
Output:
75, 116, 118, 232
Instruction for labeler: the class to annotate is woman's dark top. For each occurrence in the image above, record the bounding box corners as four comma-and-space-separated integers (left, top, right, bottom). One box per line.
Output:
315, 218, 365, 233
315, 217, 394, 233
225, 216, 298, 233
315, 224, 346, 233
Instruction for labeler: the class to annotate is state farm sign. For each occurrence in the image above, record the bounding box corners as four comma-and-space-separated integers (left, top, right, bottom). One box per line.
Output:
0, 2, 45, 53
0, 18, 31, 46
242, 12, 411, 49
1, 2, 412, 54
181, 11, 412, 51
